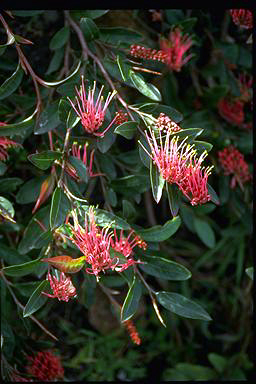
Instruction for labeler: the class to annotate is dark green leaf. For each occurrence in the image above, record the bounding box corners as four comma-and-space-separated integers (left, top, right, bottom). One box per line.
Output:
136, 216, 181, 242
16, 175, 48, 204
194, 217, 216, 248
35, 102, 61, 134
97, 127, 116, 153
139, 255, 191, 280
122, 199, 136, 219
193, 140, 213, 153
156, 291, 212, 320
71, 10, 109, 19
245, 267, 253, 280
0, 196, 14, 218
175, 128, 203, 141
207, 184, 220, 205
0, 244, 29, 265
2, 258, 42, 277
166, 183, 180, 217
0, 161, 7, 176
50, 187, 71, 229
111, 174, 150, 195
58, 99, 71, 122
0, 63, 23, 100
99, 27, 143, 47
121, 276, 142, 322
150, 160, 165, 203
82, 206, 130, 230
203, 85, 229, 106
68, 156, 88, 183
0, 112, 34, 137
208, 353, 227, 373
80, 18, 99, 41
0, 178, 23, 194
137, 103, 183, 123
129, 70, 162, 101
28, 150, 62, 170
46, 48, 65, 75
114, 121, 138, 139
12, 10, 44, 17
50, 26, 70, 50
23, 280, 50, 317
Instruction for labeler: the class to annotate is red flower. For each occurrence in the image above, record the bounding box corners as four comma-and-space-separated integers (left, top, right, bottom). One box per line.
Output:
42, 270, 77, 302
230, 9, 253, 29
218, 145, 251, 189
68, 77, 117, 137
218, 98, 244, 125
0, 136, 21, 161
26, 351, 64, 381
124, 320, 141, 345
178, 152, 213, 206
160, 28, 193, 72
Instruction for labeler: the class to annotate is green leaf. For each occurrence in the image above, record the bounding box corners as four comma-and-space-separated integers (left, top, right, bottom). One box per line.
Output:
150, 160, 165, 203
12, 10, 44, 17
208, 353, 227, 373
35, 101, 61, 134
194, 217, 216, 248
23, 280, 50, 317
80, 18, 99, 41
50, 187, 71, 229
111, 174, 150, 195
114, 121, 138, 139
50, 26, 70, 50
0, 196, 14, 220
0, 111, 34, 137
156, 291, 212, 320
82, 206, 130, 230
207, 184, 220, 205
46, 48, 65, 75
137, 103, 183, 123
67, 108, 80, 129
136, 216, 181, 242
175, 128, 203, 141
116, 54, 127, 81
2, 258, 42, 277
122, 199, 136, 219
28, 150, 62, 170
139, 256, 191, 281
0, 63, 23, 100
167, 363, 216, 380
121, 276, 142, 322
245, 267, 253, 280
204, 85, 229, 106
71, 10, 109, 19
58, 99, 71, 122
0, 161, 7, 176
99, 27, 143, 47
129, 70, 162, 101
97, 128, 116, 153
68, 156, 88, 183
16, 175, 48, 204
0, 244, 29, 265
41, 61, 81, 87
166, 183, 180, 217
0, 178, 23, 194
193, 140, 213, 154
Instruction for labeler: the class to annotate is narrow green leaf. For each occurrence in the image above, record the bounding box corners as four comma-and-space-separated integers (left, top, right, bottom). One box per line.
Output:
207, 184, 220, 205
245, 267, 253, 280
150, 160, 165, 203
156, 291, 212, 320
129, 70, 162, 101
114, 121, 138, 139
75, 10, 109, 19
23, 280, 50, 317
0, 63, 23, 100
0, 112, 34, 137
58, 99, 71, 122
28, 150, 62, 170
136, 216, 181, 242
50, 26, 70, 50
166, 183, 180, 217
121, 276, 142, 322
35, 102, 61, 134
175, 128, 203, 141
46, 48, 65, 75
193, 140, 213, 154
99, 27, 143, 47
194, 217, 216, 248
50, 187, 71, 229
139, 255, 191, 280
41, 61, 81, 87
2, 258, 41, 277
80, 18, 99, 41
67, 108, 80, 128
116, 55, 127, 81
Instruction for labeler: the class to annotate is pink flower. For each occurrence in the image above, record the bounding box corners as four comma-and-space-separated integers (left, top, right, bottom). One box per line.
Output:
0, 136, 21, 161
218, 145, 251, 189
67, 77, 117, 137
160, 28, 193, 72
26, 351, 64, 381
42, 270, 76, 302
177, 152, 213, 206
230, 9, 253, 29
143, 127, 196, 185
217, 98, 244, 125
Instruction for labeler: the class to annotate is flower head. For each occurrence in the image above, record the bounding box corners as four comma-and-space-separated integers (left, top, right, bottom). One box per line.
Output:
42, 270, 76, 302
218, 145, 251, 189
0, 136, 21, 161
218, 98, 244, 125
230, 9, 253, 29
26, 351, 64, 381
160, 28, 193, 71
68, 77, 117, 137
155, 113, 182, 134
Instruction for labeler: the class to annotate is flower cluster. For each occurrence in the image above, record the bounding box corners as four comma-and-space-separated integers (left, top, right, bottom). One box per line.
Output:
124, 319, 141, 345
155, 113, 182, 134
143, 127, 213, 205
160, 28, 193, 72
68, 208, 145, 277
42, 270, 77, 302
217, 98, 244, 125
26, 351, 64, 381
218, 145, 251, 189
230, 9, 253, 29
129, 44, 167, 62
68, 77, 117, 137
0, 135, 21, 161
115, 110, 129, 125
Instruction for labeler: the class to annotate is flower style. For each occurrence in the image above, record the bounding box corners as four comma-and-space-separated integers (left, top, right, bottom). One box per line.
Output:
160, 28, 193, 72
124, 319, 141, 345
68, 77, 117, 137
42, 270, 76, 302
217, 98, 244, 125
218, 146, 251, 189
230, 9, 253, 29
144, 127, 196, 185
177, 151, 213, 206
26, 351, 64, 381
0, 135, 21, 161
155, 113, 182, 133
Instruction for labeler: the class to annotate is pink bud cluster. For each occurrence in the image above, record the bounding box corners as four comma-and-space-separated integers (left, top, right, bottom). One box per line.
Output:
129, 45, 167, 62
218, 145, 251, 189
230, 9, 253, 29
26, 351, 64, 381
155, 113, 182, 133
115, 110, 129, 125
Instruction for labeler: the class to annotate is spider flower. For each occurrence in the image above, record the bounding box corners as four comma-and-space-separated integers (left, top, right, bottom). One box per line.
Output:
143, 127, 196, 185
42, 270, 76, 302
218, 98, 244, 125
68, 77, 117, 137
26, 351, 64, 381
0, 136, 21, 161
218, 145, 251, 189
160, 28, 193, 72
230, 9, 253, 29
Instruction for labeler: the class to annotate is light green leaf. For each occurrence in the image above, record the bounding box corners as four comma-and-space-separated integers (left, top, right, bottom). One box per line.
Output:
129, 70, 162, 101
